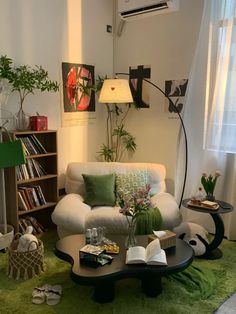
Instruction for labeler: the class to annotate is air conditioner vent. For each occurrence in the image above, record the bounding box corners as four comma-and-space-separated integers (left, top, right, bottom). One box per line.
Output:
118, 0, 179, 21
120, 3, 168, 18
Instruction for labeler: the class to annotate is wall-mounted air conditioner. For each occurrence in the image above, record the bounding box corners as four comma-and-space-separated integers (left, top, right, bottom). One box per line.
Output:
118, 0, 179, 21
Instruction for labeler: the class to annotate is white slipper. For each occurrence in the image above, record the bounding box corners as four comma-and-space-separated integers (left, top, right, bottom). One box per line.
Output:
32, 284, 52, 304
32, 287, 46, 304
46, 285, 62, 306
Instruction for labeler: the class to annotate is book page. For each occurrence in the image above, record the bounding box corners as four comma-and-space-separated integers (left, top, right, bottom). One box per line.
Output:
146, 250, 167, 265
126, 246, 146, 264
145, 238, 167, 265
145, 238, 161, 260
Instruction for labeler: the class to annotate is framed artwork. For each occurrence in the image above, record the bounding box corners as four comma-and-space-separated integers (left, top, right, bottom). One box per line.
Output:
165, 79, 188, 115
61, 62, 96, 127
129, 65, 151, 108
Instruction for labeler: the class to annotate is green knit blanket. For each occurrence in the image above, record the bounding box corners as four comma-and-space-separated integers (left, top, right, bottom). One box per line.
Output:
135, 207, 162, 235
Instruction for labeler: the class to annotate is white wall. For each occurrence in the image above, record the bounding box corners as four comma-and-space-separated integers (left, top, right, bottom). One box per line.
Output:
114, 0, 204, 192
0, 0, 113, 188
0, 0, 204, 193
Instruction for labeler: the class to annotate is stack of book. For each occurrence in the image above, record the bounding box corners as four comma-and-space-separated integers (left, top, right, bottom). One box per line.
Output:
16, 159, 47, 181
18, 185, 47, 211
16, 134, 47, 155
18, 216, 45, 235
79, 244, 113, 267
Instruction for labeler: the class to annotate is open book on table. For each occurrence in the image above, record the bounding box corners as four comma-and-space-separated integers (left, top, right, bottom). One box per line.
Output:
126, 238, 167, 266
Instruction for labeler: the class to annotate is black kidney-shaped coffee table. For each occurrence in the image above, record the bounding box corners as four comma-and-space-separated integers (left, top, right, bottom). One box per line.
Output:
55, 234, 193, 303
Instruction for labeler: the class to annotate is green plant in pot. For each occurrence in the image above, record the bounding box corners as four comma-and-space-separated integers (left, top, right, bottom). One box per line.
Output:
79, 75, 137, 162
97, 78, 137, 162
201, 171, 221, 201
0, 55, 59, 130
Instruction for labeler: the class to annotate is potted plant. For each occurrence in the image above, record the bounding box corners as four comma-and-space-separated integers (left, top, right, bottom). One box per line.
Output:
78, 75, 137, 162
201, 171, 221, 201
0, 55, 59, 130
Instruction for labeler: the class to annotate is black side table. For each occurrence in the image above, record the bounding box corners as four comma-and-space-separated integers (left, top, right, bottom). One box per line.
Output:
182, 199, 233, 260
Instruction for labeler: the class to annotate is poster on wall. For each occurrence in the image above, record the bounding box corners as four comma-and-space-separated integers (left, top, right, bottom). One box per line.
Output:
165, 79, 188, 118
61, 62, 95, 127
129, 65, 151, 108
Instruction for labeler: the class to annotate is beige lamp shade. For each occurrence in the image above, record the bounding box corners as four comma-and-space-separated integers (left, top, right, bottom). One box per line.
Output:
98, 79, 133, 103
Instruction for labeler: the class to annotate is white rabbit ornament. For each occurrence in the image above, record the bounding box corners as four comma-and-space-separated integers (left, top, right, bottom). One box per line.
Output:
17, 226, 38, 252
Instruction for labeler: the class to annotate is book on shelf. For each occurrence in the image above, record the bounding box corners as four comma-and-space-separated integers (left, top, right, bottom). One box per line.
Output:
25, 216, 45, 234
16, 159, 48, 180
18, 189, 32, 210
18, 216, 45, 235
17, 191, 28, 211
27, 187, 40, 207
32, 185, 47, 205
24, 137, 38, 155
26, 159, 35, 179
31, 158, 47, 177
16, 135, 48, 155
16, 166, 23, 181
18, 138, 30, 156
126, 238, 167, 266
17, 185, 47, 210
21, 164, 30, 180
19, 187, 35, 209
29, 134, 47, 154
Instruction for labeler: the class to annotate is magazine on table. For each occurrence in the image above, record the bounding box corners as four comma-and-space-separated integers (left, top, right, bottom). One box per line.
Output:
126, 238, 167, 266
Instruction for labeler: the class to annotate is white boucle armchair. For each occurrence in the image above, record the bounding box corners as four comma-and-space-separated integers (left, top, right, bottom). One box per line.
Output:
51, 162, 182, 239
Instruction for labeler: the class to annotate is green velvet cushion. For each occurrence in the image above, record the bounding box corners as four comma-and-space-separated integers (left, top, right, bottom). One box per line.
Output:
82, 173, 116, 207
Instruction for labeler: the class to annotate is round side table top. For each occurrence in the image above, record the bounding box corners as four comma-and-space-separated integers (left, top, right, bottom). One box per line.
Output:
182, 199, 233, 214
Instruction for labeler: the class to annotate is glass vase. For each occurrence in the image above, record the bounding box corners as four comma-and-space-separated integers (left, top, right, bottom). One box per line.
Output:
15, 108, 30, 131
125, 222, 137, 249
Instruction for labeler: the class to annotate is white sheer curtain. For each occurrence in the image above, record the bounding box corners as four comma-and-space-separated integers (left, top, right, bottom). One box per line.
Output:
204, 1, 236, 153
175, 0, 236, 240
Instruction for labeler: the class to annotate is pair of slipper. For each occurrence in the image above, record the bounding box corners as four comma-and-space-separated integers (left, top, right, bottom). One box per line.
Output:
32, 284, 62, 305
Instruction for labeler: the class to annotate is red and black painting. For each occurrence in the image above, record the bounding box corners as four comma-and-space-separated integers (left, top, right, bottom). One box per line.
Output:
62, 62, 95, 112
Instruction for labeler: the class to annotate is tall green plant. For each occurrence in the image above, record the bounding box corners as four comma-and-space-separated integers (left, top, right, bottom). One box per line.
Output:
79, 75, 137, 162
97, 103, 136, 162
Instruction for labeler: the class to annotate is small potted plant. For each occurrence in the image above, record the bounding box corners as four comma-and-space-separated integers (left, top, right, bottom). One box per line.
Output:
201, 171, 221, 201
0, 55, 59, 130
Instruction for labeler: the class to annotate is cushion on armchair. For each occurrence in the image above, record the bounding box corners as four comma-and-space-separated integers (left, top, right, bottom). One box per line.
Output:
116, 170, 149, 203
82, 173, 116, 207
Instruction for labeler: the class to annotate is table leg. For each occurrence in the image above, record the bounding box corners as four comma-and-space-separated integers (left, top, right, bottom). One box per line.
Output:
141, 274, 162, 297
93, 280, 115, 303
202, 213, 224, 260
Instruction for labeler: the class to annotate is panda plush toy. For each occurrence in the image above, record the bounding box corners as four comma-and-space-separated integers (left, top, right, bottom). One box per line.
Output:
173, 222, 209, 256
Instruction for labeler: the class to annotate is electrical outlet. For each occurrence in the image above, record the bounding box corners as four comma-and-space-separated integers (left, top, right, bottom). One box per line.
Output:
106, 25, 112, 33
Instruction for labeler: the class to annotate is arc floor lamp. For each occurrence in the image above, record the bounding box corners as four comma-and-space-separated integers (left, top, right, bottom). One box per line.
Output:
99, 73, 188, 208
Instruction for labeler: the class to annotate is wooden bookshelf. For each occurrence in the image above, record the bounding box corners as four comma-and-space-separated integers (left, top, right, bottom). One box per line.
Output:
3, 130, 58, 233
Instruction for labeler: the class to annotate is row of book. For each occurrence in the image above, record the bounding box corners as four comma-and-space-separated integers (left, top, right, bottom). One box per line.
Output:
18, 216, 45, 235
16, 134, 47, 156
16, 158, 47, 181
18, 185, 47, 211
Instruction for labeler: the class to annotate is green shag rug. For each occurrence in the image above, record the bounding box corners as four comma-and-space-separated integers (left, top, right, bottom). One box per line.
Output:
0, 231, 236, 314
